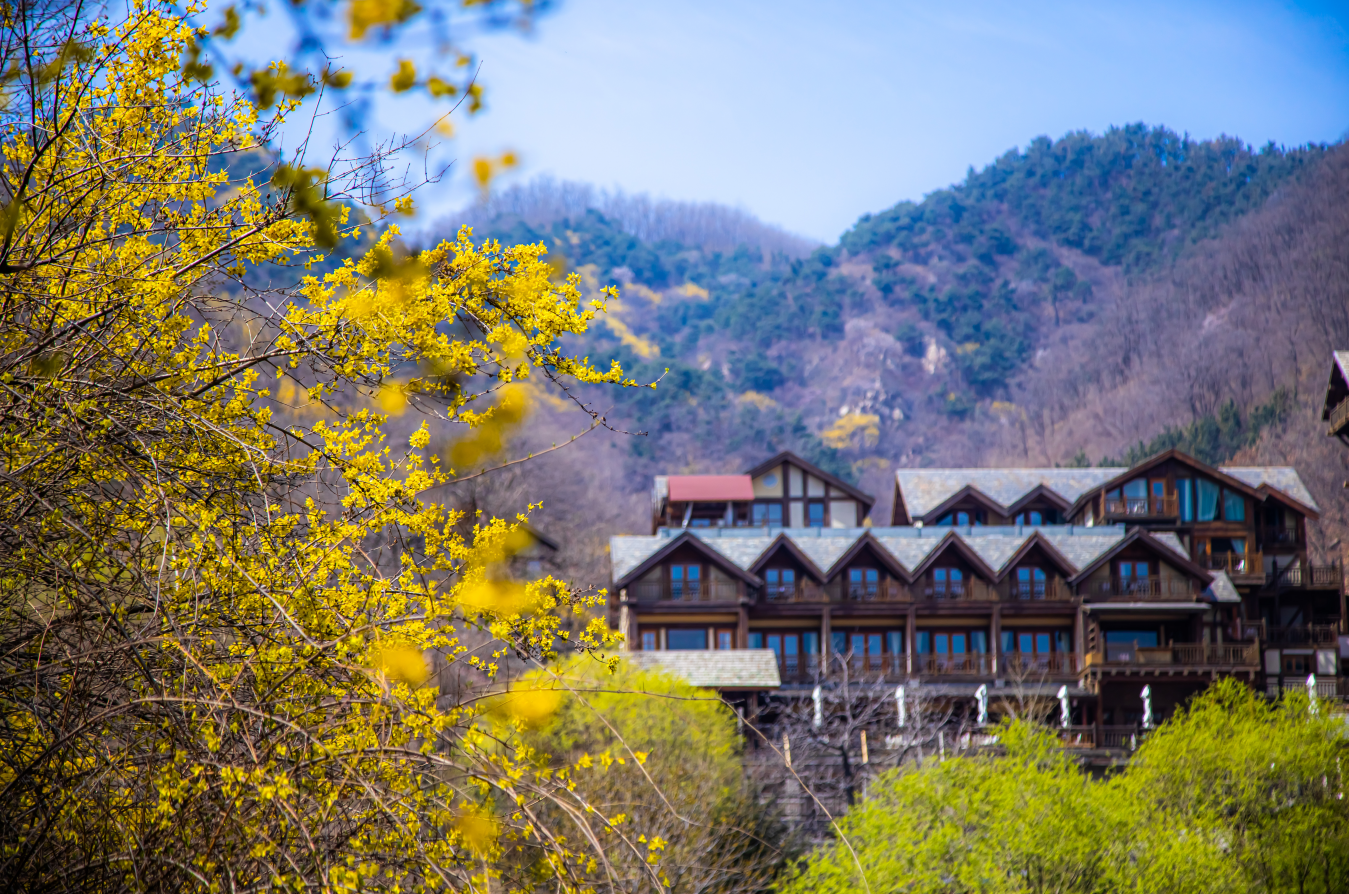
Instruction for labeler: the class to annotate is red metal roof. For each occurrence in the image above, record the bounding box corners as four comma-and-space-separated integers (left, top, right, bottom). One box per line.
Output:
667, 475, 754, 502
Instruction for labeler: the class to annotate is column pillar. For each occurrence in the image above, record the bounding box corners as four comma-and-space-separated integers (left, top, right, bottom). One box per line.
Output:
991, 604, 1002, 676
907, 605, 918, 676
821, 606, 832, 675
737, 604, 749, 649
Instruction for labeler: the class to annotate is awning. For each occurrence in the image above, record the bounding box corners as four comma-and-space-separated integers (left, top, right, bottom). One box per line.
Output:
667, 475, 755, 502
628, 649, 780, 690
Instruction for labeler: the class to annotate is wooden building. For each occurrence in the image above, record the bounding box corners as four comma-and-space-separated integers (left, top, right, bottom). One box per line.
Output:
1324, 351, 1349, 442
610, 450, 1343, 750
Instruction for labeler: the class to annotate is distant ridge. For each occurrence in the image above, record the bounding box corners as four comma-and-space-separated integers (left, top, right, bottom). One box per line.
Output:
439, 176, 819, 259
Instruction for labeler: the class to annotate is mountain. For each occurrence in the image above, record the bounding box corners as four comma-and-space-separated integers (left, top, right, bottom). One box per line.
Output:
432, 125, 1348, 577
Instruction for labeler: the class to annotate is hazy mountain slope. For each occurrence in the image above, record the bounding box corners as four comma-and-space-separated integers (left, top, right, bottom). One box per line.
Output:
425, 127, 1345, 582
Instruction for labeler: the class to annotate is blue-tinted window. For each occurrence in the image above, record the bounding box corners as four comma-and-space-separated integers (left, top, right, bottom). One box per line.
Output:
1177, 479, 1193, 521
1197, 479, 1220, 521
748, 632, 763, 649
808, 503, 825, 527
667, 629, 707, 650
886, 631, 904, 654
1223, 490, 1245, 521
916, 631, 931, 654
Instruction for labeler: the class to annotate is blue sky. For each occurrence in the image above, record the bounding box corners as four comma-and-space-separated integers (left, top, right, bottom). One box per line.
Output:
255, 0, 1349, 243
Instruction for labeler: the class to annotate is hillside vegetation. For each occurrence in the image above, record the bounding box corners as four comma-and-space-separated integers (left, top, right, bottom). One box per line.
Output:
434, 127, 1347, 576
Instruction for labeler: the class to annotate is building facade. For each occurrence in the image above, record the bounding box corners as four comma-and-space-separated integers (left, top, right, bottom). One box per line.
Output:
610, 451, 1344, 748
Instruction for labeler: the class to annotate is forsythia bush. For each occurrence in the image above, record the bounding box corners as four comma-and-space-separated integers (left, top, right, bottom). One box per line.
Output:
0, 2, 644, 891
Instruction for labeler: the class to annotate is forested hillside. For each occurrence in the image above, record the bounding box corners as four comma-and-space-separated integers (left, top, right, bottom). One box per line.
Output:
434, 126, 1348, 578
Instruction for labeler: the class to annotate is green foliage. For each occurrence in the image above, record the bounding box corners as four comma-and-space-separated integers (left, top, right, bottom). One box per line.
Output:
783, 680, 1349, 894
1103, 389, 1293, 467
520, 659, 792, 892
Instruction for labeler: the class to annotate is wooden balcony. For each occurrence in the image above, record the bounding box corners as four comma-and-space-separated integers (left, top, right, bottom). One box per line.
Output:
1265, 624, 1338, 647
775, 653, 823, 683
1269, 677, 1341, 699
629, 579, 740, 603
1203, 551, 1263, 577
1266, 561, 1343, 591
1000, 578, 1071, 602
1085, 642, 1258, 668
761, 580, 831, 604
1104, 495, 1178, 519
839, 654, 905, 680
1232, 619, 1265, 641
1328, 397, 1349, 437
1257, 527, 1299, 549
918, 579, 998, 602
1001, 652, 1078, 675
835, 579, 912, 603
1086, 577, 1198, 601
915, 653, 993, 675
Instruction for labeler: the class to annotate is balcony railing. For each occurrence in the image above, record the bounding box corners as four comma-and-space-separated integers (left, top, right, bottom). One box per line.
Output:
920, 579, 997, 602
1328, 397, 1349, 436
915, 654, 993, 675
1266, 561, 1343, 591
1232, 619, 1265, 641
776, 653, 822, 683
762, 579, 831, 603
1087, 642, 1258, 667
1271, 677, 1340, 699
1257, 527, 1299, 548
839, 654, 905, 679
1003, 578, 1070, 602
1089, 577, 1197, 600
1100, 726, 1148, 750
1204, 551, 1263, 577
1104, 495, 1178, 518
1058, 726, 1098, 748
1265, 624, 1339, 647
1001, 652, 1078, 675
839, 579, 911, 603
629, 579, 740, 603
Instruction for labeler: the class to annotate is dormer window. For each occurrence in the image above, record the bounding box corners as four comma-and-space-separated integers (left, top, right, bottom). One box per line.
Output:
935, 510, 983, 526
764, 567, 796, 600
848, 568, 879, 600
808, 502, 825, 527
752, 502, 783, 526
670, 564, 701, 600
933, 567, 964, 597
1015, 567, 1047, 599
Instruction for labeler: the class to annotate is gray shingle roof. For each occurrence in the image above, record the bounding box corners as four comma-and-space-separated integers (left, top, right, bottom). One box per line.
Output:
1218, 466, 1319, 512
611, 524, 1149, 584
895, 468, 1121, 517
628, 649, 781, 689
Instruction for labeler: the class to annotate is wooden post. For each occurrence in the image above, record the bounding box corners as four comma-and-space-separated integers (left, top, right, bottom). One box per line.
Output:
907, 605, 918, 675
821, 606, 832, 675
737, 604, 749, 650
991, 604, 1002, 676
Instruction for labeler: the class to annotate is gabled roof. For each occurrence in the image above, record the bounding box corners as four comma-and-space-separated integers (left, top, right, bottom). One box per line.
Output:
611, 524, 1153, 587
746, 533, 826, 581
826, 532, 911, 581
1323, 352, 1349, 419
667, 475, 754, 502
909, 531, 999, 581
746, 451, 875, 510
1219, 467, 1319, 516
1067, 527, 1212, 585
994, 531, 1079, 582
611, 530, 762, 589
1065, 450, 1319, 517
894, 468, 1120, 521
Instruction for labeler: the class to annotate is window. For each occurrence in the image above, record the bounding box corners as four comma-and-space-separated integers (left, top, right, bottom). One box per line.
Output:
1197, 479, 1220, 521
1015, 510, 1044, 525
807, 502, 825, 527
803, 632, 819, 655
747, 632, 763, 649
848, 567, 879, 600
667, 629, 707, 650
641, 631, 657, 651
752, 502, 783, 526
716, 630, 734, 650
670, 564, 701, 600
916, 631, 931, 654
886, 630, 904, 655
970, 631, 988, 653
689, 518, 711, 527
1283, 653, 1310, 675
1177, 478, 1193, 521
1223, 489, 1245, 521
767, 633, 800, 674
933, 567, 963, 597
1015, 567, 1047, 599
764, 568, 795, 600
